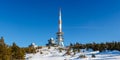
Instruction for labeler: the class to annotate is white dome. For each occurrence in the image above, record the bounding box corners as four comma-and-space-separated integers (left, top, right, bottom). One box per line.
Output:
31, 43, 37, 48
32, 43, 35, 45
50, 37, 54, 40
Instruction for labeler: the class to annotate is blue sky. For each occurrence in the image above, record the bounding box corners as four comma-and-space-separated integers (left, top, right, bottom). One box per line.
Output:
0, 0, 120, 47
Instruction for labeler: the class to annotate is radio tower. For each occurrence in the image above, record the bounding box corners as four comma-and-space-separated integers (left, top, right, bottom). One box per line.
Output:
56, 8, 64, 47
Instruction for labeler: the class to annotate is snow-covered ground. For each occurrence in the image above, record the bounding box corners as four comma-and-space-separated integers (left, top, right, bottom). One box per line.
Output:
25, 46, 120, 60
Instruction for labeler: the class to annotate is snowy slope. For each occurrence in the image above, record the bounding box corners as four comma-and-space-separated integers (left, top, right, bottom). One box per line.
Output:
25, 47, 120, 60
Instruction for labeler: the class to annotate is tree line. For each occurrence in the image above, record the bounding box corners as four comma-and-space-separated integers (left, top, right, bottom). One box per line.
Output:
0, 37, 36, 60
69, 41, 120, 52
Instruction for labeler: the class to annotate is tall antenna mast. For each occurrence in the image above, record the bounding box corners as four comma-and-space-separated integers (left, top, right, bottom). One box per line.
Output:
56, 8, 64, 47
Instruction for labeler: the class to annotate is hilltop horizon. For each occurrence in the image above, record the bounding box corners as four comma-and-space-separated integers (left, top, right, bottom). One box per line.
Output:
0, 36, 119, 47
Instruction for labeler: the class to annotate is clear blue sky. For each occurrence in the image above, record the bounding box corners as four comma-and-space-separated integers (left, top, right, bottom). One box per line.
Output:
0, 0, 120, 47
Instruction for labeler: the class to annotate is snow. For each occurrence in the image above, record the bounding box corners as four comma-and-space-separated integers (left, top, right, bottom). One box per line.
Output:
25, 47, 120, 60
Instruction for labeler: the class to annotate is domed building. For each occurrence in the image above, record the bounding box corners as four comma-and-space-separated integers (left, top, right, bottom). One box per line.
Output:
46, 38, 56, 46
29, 42, 38, 48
